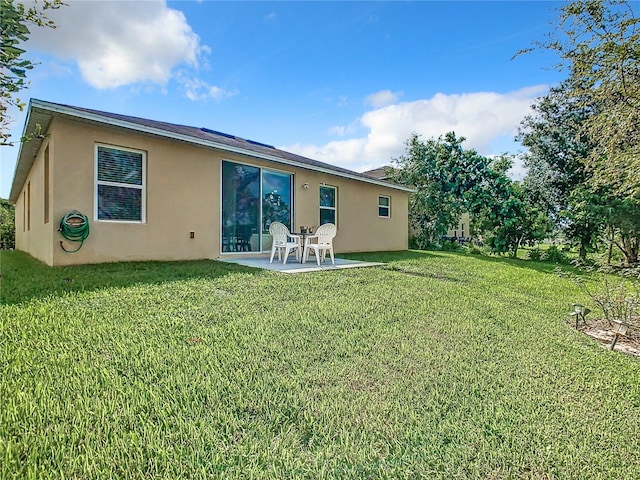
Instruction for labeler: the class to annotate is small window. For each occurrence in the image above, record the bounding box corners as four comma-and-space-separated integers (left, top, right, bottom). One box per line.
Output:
95, 145, 146, 222
378, 195, 390, 218
319, 185, 337, 225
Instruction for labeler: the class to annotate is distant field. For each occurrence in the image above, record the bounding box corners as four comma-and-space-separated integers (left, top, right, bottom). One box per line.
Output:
1, 250, 639, 479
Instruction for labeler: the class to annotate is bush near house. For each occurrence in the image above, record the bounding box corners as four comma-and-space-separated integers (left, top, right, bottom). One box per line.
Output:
0, 198, 15, 250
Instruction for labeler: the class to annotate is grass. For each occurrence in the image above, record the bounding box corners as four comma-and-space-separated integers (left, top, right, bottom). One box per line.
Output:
1, 250, 639, 479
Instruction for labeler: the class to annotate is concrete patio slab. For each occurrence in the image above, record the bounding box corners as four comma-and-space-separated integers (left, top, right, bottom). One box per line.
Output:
220, 255, 384, 273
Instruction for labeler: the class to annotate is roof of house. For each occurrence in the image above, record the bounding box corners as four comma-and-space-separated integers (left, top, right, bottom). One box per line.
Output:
9, 99, 414, 201
362, 166, 394, 181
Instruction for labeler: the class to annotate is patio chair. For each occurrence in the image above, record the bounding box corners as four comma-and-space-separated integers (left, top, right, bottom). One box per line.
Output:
303, 223, 336, 265
268, 222, 300, 264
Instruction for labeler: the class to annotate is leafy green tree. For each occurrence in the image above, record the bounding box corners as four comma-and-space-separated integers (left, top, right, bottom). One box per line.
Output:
472, 158, 553, 257
1, 0, 64, 146
390, 132, 486, 247
519, 0, 640, 198
518, 79, 640, 264
0, 198, 16, 250
605, 195, 640, 266
390, 133, 550, 255
517, 80, 602, 260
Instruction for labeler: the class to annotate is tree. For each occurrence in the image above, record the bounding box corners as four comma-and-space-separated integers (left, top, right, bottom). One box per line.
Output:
603, 195, 640, 266
389, 132, 484, 247
0, 198, 16, 250
390, 132, 549, 256
518, 78, 640, 265
471, 157, 553, 257
517, 80, 602, 260
1, 0, 64, 146
519, 0, 640, 198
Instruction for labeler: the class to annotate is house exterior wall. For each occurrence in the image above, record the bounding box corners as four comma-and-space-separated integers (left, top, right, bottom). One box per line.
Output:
14, 138, 54, 265
447, 212, 471, 239
15, 116, 408, 266
286, 169, 408, 253
49, 117, 220, 266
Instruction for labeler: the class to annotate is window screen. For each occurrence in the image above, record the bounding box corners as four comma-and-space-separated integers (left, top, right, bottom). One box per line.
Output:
96, 145, 145, 222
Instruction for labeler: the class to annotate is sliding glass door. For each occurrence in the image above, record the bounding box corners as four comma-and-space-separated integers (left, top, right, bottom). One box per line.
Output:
221, 161, 292, 253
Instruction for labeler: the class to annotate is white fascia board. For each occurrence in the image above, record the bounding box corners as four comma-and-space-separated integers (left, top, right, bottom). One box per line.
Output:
9, 103, 43, 202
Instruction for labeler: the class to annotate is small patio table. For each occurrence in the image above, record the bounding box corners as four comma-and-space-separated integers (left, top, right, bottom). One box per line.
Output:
291, 232, 313, 263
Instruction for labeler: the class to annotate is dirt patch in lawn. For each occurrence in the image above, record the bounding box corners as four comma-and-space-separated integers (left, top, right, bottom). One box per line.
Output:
576, 318, 640, 357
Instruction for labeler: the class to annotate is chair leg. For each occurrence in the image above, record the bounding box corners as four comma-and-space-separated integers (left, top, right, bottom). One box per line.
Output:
270, 246, 277, 263
283, 246, 294, 265
329, 247, 335, 265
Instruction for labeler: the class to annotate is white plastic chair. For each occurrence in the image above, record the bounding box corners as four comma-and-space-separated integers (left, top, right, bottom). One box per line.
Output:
269, 222, 300, 264
303, 223, 336, 265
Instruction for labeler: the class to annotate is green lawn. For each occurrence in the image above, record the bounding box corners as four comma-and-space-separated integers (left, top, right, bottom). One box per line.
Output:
1, 250, 639, 479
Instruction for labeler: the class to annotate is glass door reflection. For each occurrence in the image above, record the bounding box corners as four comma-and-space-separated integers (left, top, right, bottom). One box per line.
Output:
221, 161, 293, 253
221, 161, 260, 252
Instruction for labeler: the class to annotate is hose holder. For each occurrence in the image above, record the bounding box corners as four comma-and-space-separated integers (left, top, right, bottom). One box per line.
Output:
58, 211, 90, 253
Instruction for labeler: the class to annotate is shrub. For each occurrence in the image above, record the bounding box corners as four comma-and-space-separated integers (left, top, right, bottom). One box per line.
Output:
526, 247, 544, 261
558, 265, 640, 327
542, 245, 569, 264
442, 240, 459, 251
466, 244, 485, 255
0, 198, 15, 250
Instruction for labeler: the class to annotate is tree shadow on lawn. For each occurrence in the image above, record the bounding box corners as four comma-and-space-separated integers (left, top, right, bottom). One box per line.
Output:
1, 249, 580, 305
340, 250, 440, 263
0, 251, 259, 305
342, 249, 579, 276
340, 250, 462, 280
448, 250, 578, 275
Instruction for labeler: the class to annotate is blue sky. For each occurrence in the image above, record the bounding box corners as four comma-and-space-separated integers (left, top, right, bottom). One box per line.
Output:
2, 0, 567, 199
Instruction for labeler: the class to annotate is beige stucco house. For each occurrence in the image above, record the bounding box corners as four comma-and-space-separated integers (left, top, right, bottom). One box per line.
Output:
446, 212, 471, 240
9, 99, 411, 266
363, 166, 471, 242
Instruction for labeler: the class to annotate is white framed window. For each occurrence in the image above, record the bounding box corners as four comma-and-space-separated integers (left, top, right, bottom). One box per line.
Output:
319, 185, 337, 225
378, 195, 390, 218
95, 144, 146, 222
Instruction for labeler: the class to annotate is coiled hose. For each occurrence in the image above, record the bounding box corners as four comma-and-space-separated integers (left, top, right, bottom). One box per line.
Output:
59, 211, 90, 253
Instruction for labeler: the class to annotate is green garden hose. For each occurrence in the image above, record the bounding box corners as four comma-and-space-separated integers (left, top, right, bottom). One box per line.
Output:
59, 211, 90, 253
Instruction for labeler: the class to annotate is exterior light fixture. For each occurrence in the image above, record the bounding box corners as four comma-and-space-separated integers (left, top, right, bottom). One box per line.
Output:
302, 182, 310, 189
610, 320, 630, 350
569, 303, 590, 328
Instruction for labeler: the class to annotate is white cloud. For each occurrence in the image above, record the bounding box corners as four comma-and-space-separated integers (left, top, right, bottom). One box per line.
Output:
25, 0, 206, 90
328, 126, 347, 136
177, 74, 236, 101
285, 139, 368, 167
364, 89, 403, 108
281, 86, 548, 173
